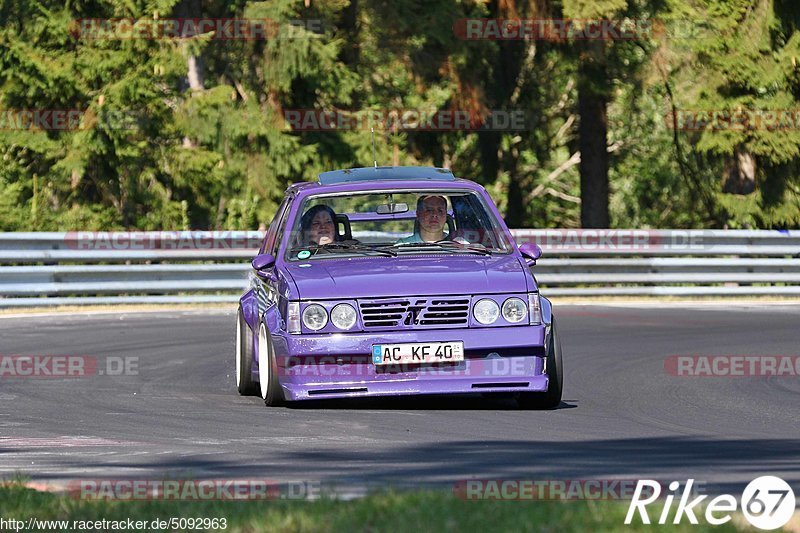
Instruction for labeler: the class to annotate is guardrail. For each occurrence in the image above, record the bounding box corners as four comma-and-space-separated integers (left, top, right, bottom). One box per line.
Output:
0, 230, 798, 306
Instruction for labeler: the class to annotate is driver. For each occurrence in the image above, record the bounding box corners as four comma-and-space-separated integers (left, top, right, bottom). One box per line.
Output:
300, 204, 338, 246
398, 195, 448, 243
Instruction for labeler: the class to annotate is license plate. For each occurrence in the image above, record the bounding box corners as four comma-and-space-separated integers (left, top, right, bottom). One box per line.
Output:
371, 341, 465, 365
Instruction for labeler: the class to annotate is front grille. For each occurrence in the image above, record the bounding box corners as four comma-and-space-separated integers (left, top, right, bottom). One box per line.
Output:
359, 299, 410, 327
419, 298, 470, 325
359, 297, 470, 329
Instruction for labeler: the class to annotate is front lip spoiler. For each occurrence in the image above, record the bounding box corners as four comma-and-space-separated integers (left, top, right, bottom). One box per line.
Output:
282, 375, 549, 400
273, 355, 547, 401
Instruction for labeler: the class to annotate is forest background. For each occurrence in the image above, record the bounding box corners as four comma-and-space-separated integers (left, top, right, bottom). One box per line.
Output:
1, 0, 798, 231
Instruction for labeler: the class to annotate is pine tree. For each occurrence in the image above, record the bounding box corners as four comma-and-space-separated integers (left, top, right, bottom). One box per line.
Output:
668, 0, 800, 227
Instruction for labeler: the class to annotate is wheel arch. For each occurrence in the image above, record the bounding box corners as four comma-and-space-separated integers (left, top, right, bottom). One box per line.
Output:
240, 290, 259, 332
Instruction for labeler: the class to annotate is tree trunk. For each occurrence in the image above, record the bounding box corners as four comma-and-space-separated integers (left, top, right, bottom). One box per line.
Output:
577, 42, 609, 228
186, 54, 204, 91
505, 158, 524, 227
175, 0, 204, 92
340, 0, 359, 67
479, 129, 523, 227
722, 149, 756, 195
174, 0, 203, 150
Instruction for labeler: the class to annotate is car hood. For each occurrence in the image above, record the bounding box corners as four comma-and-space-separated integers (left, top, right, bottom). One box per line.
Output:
284, 254, 529, 300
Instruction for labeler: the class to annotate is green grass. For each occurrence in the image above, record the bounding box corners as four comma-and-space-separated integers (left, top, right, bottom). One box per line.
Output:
0, 483, 752, 532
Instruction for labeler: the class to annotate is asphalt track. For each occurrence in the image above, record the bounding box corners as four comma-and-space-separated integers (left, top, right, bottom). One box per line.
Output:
1, 304, 799, 497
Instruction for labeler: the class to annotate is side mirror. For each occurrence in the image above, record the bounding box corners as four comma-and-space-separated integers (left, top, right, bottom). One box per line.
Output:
251, 253, 276, 277
519, 243, 542, 265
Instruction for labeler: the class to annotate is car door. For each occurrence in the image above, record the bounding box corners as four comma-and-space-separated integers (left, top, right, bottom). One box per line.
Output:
255, 196, 294, 328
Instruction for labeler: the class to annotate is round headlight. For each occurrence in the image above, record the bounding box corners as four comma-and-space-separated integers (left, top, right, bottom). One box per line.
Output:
473, 299, 500, 325
302, 304, 328, 331
502, 297, 527, 323
331, 303, 357, 330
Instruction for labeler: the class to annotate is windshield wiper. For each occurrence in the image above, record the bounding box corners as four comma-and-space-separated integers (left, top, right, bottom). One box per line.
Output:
436, 240, 493, 255
386, 241, 492, 256
292, 242, 397, 257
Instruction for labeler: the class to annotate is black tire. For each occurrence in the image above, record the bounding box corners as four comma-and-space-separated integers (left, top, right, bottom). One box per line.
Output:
236, 308, 258, 396
258, 322, 285, 406
518, 317, 563, 410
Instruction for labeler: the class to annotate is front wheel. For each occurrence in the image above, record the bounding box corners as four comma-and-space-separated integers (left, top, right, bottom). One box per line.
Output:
258, 322, 285, 406
235, 308, 257, 396
518, 317, 563, 410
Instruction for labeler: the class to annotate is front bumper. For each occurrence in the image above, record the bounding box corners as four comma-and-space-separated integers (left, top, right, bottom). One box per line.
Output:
267, 326, 548, 401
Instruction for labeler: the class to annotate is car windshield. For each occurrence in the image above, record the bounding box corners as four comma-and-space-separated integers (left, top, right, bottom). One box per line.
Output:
284, 189, 513, 261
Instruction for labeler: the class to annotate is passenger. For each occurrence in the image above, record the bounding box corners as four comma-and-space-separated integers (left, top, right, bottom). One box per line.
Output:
397, 195, 449, 244
300, 204, 338, 246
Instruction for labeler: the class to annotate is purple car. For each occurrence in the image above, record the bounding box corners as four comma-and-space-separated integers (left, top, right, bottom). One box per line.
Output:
235, 166, 563, 408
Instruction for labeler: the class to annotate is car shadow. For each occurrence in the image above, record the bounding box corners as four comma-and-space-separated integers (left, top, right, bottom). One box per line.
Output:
282, 394, 578, 411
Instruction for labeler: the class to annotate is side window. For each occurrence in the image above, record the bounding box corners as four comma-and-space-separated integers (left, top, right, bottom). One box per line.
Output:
269, 198, 294, 257
261, 198, 291, 255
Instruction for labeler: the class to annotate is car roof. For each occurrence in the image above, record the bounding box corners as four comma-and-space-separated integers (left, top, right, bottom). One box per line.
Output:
285, 166, 481, 195
319, 166, 455, 185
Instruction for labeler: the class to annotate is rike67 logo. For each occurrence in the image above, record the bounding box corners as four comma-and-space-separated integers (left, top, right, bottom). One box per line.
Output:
626, 476, 796, 530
